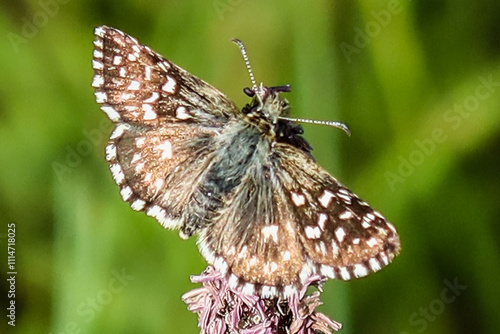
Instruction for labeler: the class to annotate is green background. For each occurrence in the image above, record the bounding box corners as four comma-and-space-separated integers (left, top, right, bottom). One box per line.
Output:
1, 0, 499, 333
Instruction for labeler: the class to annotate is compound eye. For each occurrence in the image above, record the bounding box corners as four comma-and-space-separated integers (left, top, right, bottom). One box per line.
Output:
243, 87, 255, 97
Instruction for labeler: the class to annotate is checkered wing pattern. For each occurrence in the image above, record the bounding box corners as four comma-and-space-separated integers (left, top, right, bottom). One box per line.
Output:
198, 143, 400, 297
92, 26, 401, 299
92, 26, 239, 230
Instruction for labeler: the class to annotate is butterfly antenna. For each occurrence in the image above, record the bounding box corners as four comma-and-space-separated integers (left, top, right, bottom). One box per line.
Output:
232, 39, 258, 92
279, 116, 352, 137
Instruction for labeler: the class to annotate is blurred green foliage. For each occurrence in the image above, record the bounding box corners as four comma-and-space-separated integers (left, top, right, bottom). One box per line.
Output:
1, 0, 499, 333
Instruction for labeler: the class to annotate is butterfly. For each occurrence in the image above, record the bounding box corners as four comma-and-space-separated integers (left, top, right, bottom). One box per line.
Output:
91, 26, 400, 298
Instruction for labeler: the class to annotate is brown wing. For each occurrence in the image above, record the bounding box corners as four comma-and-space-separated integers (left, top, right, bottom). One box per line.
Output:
197, 142, 400, 298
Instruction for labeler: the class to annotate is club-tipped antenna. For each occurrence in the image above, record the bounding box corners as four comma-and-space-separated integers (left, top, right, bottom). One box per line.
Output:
279, 116, 351, 137
232, 39, 258, 92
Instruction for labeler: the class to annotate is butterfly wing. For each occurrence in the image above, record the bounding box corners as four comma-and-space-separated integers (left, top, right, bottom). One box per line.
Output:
276, 144, 401, 281
92, 26, 239, 230
199, 142, 400, 297
92, 26, 238, 125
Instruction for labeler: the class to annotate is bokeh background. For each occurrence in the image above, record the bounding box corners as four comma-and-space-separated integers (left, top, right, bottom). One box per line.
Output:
1, 0, 499, 333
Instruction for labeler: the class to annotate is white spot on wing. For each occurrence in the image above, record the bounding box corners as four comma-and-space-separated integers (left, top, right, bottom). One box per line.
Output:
101, 105, 120, 121
158, 61, 169, 72
142, 104, 157, 120
132, 45, 141, 53
261, 225, 279, 243
366, 213, 376, 221
158, 140, 173, 159
242, 283, 255, 295
127, 80, 140, 90
339, 266, 351, 280
366, 237, 378, 248
162, 76, 176, 93
94, 91, 107, 103
93, 38, 103, 49
317, 213, 327, 230
337, 189, 352, 204
135, 137, 145, 147
318, 190, 335, 208
144, 66, 151, 80
120, 92, 134, 100
113, 55, 122, 65
110, 164, 125, 184
305, 226, 321, 239
283, 285, 296, 299
379, 252, 390, 266
154, 178, 164, 191
144, 92, 159, 103
291, 192, 306, 206
93, 50, 103, 59
110, 123, 129, 139
92, 60, 103, 70
228, 274, 239, 289
94, 26, 106, 37
369, 257, 381, 272
92, 76, 104, 88
175, 106, 191, 120
362, 220, 372, 229
105, 144, 117, 160
261, 285, 277, 298
131, 199, 146, 211
335, 227, 347, 243
120, 186, 133, 201
317, 241, 327, 255
320, 264, 335, 278
353, 264, 369, 278
214, 257, 228, 276
339, 210, 354, 220
331, 239, 339, 257
238, 245, 248, 258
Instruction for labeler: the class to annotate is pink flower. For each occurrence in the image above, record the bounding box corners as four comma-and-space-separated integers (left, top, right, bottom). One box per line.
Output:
182, 266, 342, 334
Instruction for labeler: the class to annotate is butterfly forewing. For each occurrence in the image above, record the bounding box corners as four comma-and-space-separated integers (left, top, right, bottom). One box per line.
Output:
92, 26, 239, 125
92, 26, 401, 299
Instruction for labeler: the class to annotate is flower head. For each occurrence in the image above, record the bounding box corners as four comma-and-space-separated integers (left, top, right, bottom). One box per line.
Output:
182, 266, 342, 334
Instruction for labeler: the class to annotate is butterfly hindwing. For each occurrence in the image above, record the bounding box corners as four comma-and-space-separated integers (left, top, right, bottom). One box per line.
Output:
197, 142, 400, 297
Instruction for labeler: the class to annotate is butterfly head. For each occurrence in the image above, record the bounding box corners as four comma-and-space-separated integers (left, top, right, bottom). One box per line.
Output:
232, 38, 350, 142
242, 84, 292, 127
